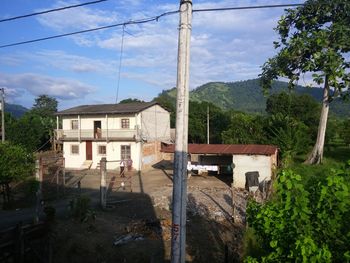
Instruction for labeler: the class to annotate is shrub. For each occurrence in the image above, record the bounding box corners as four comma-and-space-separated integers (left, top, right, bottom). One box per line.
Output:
246, 161, 350, 262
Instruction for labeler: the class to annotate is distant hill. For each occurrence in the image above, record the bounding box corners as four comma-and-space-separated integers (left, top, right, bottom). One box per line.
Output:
4, 103, 28, 118
156, 79, 350, 117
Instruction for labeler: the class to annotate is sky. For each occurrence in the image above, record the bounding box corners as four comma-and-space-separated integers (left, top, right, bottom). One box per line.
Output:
0, 0, 305, 110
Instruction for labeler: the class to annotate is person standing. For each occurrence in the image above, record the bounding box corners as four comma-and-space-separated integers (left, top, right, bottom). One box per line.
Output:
120, 159, 125, 177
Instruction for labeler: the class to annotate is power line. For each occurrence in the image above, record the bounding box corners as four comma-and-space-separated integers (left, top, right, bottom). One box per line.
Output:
192, 3, 304, 13
0, 10, 179, 49
0, 0, 108, 23
0, 4, 304, 49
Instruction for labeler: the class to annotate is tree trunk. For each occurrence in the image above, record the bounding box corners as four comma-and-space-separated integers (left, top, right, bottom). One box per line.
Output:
305, 76, 330, 164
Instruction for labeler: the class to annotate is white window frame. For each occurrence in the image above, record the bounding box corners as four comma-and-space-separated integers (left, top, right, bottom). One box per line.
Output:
98, 145, 107, 155
121, 118, 130, 129
121, 145, 131, 159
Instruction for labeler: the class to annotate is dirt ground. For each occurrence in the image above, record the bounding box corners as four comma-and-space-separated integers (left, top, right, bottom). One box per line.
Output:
50, 165, 245, 263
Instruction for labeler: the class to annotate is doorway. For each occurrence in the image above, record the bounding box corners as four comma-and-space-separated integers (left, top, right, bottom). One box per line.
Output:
94, 121, 102, 139
86, 141, 92, 160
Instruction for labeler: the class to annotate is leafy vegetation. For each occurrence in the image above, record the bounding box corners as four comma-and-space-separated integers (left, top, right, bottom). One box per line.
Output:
260, 0, 350, 164
0, 142, 35, 208
4, 95, 58, 152
246, 162, 350, 262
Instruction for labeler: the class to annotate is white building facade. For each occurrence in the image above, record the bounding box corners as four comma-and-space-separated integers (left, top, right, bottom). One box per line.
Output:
55, 102, 171, 170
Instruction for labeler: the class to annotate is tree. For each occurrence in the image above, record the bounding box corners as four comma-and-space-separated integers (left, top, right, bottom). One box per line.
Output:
31, 95, 58, 117
261, 0, 350, 164
266, 92, 320, 130
119, 98, 145, 104
0, 142, 35, 208
31, 95, 58, 150
341, 118, 350, 146
6, 112, 47, 152
222, 112, 266, 144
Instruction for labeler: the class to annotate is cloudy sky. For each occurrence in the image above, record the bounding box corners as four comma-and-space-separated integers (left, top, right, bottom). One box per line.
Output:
0, 0, 304, 110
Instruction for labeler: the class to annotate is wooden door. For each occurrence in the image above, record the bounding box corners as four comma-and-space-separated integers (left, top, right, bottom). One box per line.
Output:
86, 141, 92, 160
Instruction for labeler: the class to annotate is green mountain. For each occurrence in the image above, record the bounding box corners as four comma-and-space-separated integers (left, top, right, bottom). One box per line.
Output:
156, 79, 350, 117
4, 103, 28, 118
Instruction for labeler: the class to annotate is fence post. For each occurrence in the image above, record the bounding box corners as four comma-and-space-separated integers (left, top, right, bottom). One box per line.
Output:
62, 158, 66, 195
35, 158, 42, 223
100, 157, 107, 209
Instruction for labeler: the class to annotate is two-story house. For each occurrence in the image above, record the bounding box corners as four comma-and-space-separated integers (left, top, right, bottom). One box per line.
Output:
55, 102, 171, 170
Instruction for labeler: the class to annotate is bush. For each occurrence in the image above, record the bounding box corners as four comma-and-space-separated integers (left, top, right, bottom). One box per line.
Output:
246, 161, 350, 262
69, 195, 95, 223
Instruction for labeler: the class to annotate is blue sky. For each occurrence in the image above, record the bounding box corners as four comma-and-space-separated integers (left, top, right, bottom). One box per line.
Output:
0, 0, 304, 110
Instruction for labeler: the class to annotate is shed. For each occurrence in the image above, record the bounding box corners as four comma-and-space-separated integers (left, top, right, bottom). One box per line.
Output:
161, 143, 278, 189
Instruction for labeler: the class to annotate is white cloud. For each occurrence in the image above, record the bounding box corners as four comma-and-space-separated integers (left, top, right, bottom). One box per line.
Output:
0, 72, 95, 100
36, 1, 119, 32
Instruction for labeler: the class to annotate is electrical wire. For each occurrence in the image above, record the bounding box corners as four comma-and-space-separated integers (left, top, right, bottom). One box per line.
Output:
192, 3, 304, 13
0, 10, 179, 49
0, 3, 304, 49
0, 0, 108, 23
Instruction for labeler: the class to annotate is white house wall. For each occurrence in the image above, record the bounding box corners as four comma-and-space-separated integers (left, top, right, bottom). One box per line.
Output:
63, 141, 86, 169
232, 154, 272, 188
141, 105, 170, 141
63, 141, 140, 170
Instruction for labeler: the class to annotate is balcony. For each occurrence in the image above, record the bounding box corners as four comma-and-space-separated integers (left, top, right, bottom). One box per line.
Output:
55, 129, 139, 141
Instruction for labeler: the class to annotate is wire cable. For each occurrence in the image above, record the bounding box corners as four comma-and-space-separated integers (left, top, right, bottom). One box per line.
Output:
0, 0, 108, 23
192, 3, 304, 13
0, 10, 179, 49
0, 4, 304, 49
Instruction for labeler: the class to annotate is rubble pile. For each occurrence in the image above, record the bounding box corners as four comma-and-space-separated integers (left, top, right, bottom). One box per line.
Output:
150, 185, 233, 222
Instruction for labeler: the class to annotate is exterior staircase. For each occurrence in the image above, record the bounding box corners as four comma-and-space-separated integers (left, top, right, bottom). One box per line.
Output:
80, 160, 93, 170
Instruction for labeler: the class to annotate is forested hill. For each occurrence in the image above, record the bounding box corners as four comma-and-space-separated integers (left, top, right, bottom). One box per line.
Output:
156, 79, 350, 117
4, 103, 28, 118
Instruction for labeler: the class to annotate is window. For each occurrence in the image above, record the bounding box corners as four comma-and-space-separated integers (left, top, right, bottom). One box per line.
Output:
71, 120, 79, 130
121, 145, 131, 159
98, 145, 106, 155
121, 118, 130, 129
71, 145, 79, 154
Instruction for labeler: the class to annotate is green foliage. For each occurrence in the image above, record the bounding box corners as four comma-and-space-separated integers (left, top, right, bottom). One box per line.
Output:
246, 163, 350, 262
31, 95, 58, 117
69, 195, 96, 223
0, 142, 35, 184
6, 112, 49, 152
222, 112, 266, 144
261, 0, 350, 163
266, 114, 312, 166
153, 89, 176, 128
0, 142, 35, 207
266, 92, 320, 132
341, 118, 350, 146
188, 101, 229, 143
119, 98, 145, 104
4, 95, 58, 152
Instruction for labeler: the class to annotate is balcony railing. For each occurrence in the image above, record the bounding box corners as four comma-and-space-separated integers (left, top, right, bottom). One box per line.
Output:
55, 129, 138, 141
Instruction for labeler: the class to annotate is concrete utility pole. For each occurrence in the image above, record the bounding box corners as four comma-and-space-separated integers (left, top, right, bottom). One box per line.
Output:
171, 0, 192, 262
1, 88, 5, 142
207, 105, 209, 144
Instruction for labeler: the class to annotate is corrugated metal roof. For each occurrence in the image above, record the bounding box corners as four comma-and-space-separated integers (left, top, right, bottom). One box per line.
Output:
56, 101, 165, 116
161, 143, 278, 155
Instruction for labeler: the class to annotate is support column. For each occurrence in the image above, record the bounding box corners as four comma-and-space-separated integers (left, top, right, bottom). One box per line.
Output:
171, 1, 192, 262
